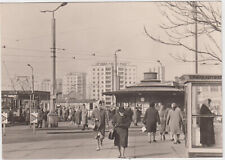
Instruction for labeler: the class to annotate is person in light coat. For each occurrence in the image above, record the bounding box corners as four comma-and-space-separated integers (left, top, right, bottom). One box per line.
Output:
166, 103, 183, 144
81, 104, 88, 130
92, 101, 109, 151
132, 107, 138, 126
158, 103, 168, 141
75, 106, 82, 128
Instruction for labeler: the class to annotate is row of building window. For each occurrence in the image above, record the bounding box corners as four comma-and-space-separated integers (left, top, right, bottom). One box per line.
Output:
93, 68, 135, 72
201, 86, 221, 92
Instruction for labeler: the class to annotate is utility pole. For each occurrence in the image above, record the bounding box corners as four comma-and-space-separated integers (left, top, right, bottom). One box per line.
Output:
41, 2, 68, 127
194, 1, 198, 74
112, 49, 121, 106
27, 64, 34, 126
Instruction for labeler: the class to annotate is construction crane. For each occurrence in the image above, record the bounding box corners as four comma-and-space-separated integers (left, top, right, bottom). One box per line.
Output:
2, 61, 16, 91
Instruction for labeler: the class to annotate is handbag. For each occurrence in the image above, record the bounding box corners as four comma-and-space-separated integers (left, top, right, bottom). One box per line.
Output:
108, 129, 115, 140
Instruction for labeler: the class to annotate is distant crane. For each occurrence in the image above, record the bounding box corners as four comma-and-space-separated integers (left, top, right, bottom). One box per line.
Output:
2, 61, 16, 91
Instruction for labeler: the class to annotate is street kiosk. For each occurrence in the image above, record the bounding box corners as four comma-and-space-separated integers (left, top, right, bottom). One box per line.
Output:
181, 74, 222, 157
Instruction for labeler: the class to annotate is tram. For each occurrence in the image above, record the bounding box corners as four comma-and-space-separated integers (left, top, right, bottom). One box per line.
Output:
181, 74, 222, 157
1, 90, 50, 122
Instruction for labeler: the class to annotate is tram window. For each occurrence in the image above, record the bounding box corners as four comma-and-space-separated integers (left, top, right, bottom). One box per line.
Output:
191, 84, 222, 149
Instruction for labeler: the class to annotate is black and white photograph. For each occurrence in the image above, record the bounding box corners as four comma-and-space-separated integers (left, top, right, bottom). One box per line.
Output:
1, 0, 223, 159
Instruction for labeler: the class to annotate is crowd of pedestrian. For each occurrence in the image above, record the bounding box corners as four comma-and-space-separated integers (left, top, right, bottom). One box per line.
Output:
142, 102, 184, 144
36, 108, 49, 128
89, 100, 186, 158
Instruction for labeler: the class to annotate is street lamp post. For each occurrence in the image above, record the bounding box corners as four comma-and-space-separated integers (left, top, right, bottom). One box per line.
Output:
27, 64, 34, 126
41, 2, 67, 127
114, 49, 121, 92
112, 49, 121, 106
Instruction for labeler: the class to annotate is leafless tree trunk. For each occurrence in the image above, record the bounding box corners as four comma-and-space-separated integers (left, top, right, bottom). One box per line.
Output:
144, 1, 222, 63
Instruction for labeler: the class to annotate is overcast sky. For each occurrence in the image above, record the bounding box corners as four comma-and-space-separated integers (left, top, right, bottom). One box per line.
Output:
1, 2, 222, 89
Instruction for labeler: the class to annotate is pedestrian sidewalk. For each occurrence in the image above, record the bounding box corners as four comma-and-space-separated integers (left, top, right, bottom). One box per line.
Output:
3, 130, 187, 159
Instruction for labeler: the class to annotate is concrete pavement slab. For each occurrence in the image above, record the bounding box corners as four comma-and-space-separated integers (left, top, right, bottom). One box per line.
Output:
2, 124, 187, 159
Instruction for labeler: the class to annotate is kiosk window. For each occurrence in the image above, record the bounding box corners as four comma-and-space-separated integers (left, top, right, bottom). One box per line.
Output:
191, 84, 222, 149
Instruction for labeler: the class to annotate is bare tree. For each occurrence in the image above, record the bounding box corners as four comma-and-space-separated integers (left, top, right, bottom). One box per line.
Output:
144, 1, 222, 63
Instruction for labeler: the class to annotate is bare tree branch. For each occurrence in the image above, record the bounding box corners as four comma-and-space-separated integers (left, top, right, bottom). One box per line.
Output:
145, 2, 222, 63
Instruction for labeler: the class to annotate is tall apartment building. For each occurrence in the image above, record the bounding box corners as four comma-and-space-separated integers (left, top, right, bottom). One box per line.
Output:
88, 62, 137, 107
56, 78, 63, 93
62, 72, 86, 99
40, 78, 62, 93
40, 79, 51, 92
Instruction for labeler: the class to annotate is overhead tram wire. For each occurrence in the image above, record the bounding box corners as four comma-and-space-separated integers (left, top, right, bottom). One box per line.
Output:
2, 53, 156, 64
2, 46, 156, 63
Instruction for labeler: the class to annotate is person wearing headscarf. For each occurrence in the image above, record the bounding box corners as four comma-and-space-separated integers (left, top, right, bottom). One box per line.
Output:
200, 98, 215, 147
112, 106, 131, 158
143, 102, 160, 143
166, 103, 183, 144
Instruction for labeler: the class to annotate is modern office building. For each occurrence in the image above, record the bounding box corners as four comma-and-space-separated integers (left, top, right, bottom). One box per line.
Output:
62, 72, 86, 99
88, 62, 137, 107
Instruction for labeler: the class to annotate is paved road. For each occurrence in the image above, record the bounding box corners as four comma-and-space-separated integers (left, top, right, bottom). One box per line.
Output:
2, 123, 187, 159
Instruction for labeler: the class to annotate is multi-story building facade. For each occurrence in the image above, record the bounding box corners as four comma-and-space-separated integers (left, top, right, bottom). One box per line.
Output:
56, 78, 63, 94
40, 79, 51, 92
62, 72, 86, 99
88, 62, 137, 107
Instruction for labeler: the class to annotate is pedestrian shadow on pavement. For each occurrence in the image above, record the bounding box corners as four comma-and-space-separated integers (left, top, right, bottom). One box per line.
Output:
133, 152, 170, 158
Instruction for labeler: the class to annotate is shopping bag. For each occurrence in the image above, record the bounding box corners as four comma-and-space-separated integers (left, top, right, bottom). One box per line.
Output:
89, 124, 95, 130
141, 126, 147, 132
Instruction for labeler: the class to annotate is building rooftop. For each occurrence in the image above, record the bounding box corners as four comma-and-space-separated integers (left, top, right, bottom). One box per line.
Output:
103, 72, 183, 96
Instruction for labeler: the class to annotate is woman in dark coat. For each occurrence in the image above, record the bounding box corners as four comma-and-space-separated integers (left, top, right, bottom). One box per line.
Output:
112, 106, 130, 158
200, 99, 215, 147
143, 102, 160, 143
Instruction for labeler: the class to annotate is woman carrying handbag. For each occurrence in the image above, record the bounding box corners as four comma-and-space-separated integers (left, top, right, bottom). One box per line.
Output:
112, 106, 131, 158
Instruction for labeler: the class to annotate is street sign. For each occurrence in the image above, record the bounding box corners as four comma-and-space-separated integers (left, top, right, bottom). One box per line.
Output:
30, 112, 38, 123
2, 112, 8, 124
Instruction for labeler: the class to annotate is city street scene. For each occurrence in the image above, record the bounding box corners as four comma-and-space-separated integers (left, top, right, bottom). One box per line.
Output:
1, 1, 223, 159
